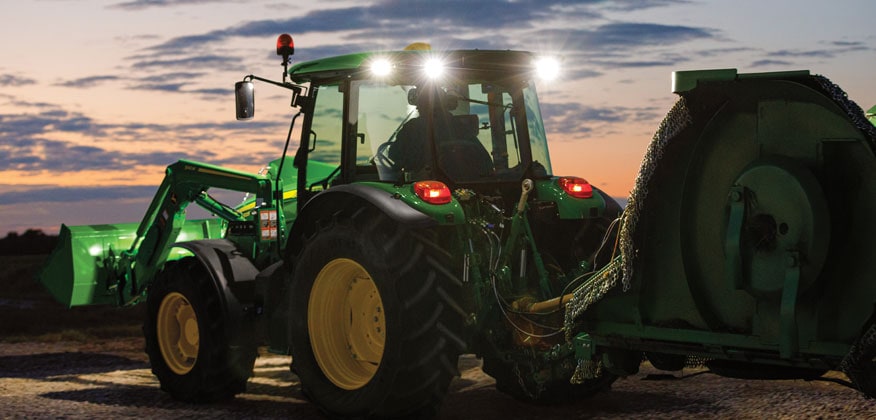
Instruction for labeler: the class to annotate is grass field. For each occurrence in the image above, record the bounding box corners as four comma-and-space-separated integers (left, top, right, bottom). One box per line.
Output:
0, 255, 143, 342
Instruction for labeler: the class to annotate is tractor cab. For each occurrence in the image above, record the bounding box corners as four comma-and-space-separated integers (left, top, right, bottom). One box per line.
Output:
240, 43, 561, 198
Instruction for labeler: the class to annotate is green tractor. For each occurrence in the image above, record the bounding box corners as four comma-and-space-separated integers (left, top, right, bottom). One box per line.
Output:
38, 34, 876, 418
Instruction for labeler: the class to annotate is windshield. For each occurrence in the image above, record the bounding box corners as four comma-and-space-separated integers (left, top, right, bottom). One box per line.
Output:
353, 79, 552, 184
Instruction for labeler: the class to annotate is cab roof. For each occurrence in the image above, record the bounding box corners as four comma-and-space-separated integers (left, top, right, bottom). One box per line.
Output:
287, 49, 535, 84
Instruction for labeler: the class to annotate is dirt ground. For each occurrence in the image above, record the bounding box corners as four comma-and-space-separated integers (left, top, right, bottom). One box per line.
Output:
2, 255, 875, 418
1, 337, 874, 419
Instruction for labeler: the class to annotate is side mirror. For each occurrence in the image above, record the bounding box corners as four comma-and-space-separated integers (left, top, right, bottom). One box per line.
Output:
235, 81, 254, 120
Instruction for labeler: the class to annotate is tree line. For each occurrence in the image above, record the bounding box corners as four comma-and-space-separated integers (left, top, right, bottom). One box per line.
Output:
0, 230, 59, 255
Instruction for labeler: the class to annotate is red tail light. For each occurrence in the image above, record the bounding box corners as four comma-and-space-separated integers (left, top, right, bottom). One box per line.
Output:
413, 181, 452, 204
558, 176, 593, 199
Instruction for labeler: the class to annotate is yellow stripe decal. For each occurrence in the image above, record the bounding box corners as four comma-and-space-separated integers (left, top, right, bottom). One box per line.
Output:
236, 190, 298, 213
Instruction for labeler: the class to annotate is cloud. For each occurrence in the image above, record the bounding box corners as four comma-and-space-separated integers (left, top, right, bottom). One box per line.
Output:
128, 82, 187, 92
143, 1, 695, 56
0, 94, 55, 109
0, 96, 288, 173
602, 0, 691, 12
590, 58, 688, 69
125, 71, 231, 96
533, 22, 715, 75
0, 134, 214, 172
0, 185, 159, 205
132, 54, 244, 71
767, 49, 837, 59
0, 110, 102, 139
541, 102, 662, 138
750, 59, 793, 68
120, 0, 707, 90
137, 72, 204, 83
53, 72, 212, 93
694, 47, 754, 57
54, 75, 121, 88
75, 71, 233, 96
110, 0, 232, 10
542, 23, 714, 52
767, 43, 869, 60
0, 74, 37, 87
189, 87, 231, 97
568, 68, 603, 79
130, 6, 715, 91
830, 40, 866, 48
744, 42, 870, 70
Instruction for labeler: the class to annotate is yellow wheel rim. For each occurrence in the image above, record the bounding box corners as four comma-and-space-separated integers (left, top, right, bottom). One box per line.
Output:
157, 291, 199, 375
308, 258, 386, 390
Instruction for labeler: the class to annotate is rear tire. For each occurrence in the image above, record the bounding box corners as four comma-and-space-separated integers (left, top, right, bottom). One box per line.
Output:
143, 258, 257, 402
288, 207, 466, 418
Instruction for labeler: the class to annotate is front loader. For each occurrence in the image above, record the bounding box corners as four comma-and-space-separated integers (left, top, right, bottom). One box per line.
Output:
38, 34, 876, 418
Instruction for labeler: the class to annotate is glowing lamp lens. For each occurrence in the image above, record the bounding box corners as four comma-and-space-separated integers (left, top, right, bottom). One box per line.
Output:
424, 58, 445, 79
276, 34, 294, 56
558, 176, 593, 199
414, 181, 452, 204
535, 57, 560, 81
370, 58, 393, 77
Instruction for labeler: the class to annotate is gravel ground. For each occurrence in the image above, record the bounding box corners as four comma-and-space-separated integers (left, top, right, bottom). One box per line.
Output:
1, 338, 874, 419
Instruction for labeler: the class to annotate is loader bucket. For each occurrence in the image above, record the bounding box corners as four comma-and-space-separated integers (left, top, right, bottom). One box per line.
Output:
39, 219, 224, 307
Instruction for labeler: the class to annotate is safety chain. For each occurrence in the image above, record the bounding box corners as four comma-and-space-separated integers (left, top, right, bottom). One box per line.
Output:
839, 322, 876, 395
684, 355, 710, 368
570, 357, 604, 383
562, 260, 621, 339
618, 97, 693, 291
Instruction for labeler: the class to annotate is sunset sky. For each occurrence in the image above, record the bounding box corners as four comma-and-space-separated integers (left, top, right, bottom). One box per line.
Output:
1, 0, 874, 235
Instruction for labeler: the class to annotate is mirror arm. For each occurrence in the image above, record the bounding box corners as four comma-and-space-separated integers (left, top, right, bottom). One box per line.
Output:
244, 74, 309, 108
244, 74, 306, 93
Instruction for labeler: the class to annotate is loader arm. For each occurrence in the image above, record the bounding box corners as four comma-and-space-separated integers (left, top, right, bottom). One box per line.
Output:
114, 160, 279, 305
40, 159, 281, 307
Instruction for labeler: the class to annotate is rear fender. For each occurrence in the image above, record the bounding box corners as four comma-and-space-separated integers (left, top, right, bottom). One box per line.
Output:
286, 184, 439, 256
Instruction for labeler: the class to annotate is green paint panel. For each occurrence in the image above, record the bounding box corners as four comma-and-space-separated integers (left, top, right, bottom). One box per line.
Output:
359, 181, 465, 225
534, 178, 605, 219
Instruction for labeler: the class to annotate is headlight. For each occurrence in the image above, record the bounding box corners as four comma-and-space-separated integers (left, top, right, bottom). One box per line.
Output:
535, 56, 560, 81
369, 58, 393, 77
424, 57, 446, 79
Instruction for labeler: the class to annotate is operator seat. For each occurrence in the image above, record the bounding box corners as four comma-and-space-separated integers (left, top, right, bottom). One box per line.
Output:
437, 114, 494, 181
390, 88, 493, 181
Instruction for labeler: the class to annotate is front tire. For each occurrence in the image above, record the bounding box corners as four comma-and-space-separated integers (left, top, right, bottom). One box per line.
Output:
289, 207, 465, 418
143, 258, 257, 402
